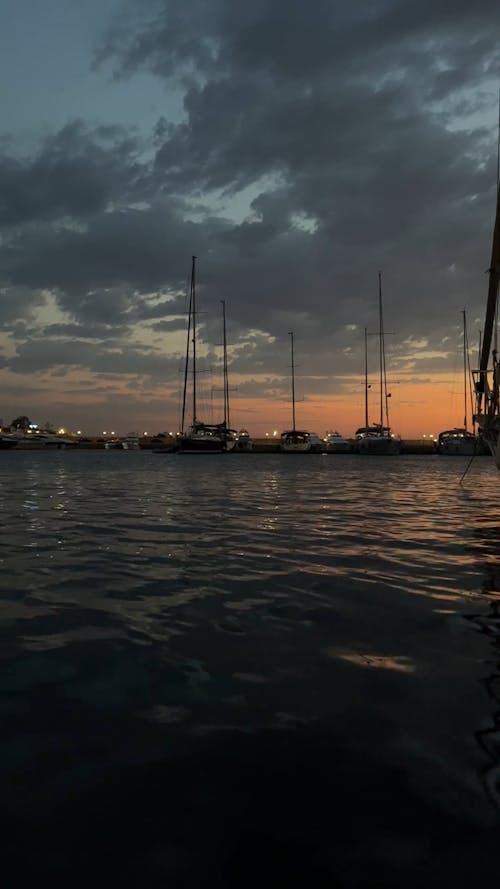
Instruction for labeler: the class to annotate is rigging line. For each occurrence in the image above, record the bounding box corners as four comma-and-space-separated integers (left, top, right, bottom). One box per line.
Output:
496, 79, 500, 355
459, 451, 476, 485
465, 311, 476, 430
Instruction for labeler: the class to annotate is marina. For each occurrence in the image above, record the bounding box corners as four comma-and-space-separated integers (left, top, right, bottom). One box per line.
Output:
0, 431, 491, 454
0, 2, 499, 884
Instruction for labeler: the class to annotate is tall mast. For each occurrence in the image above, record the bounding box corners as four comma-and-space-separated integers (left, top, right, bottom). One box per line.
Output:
191, 255, 197, 425
181, 261, 194, 435
477, 89, 500, 402
478, 184, 500, 381
378, 271, 392, 429
221, 299, 230, 429
364, 327, 369, 427
289, 331, 296, 431
462, 309, 468, 430
378, 272, 384, 427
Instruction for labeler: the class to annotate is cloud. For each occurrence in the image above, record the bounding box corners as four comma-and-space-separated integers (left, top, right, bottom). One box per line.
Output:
0, 120, 143, 227
1, 0, 498, 432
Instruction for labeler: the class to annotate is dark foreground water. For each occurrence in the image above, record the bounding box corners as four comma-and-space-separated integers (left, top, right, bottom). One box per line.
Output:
0, 451, 499, 886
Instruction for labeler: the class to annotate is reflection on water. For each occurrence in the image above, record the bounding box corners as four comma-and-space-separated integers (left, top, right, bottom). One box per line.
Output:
466, 520, 500, 810
0, 452, 499, 884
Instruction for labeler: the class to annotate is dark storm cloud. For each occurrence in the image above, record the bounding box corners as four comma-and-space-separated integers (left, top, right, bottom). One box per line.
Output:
0, 286, 46, 323
0, 198, 221, 323
96, 0, 499, 345
0, 335, 177, 377
33, 321, 129, 340
1, 0, 499, 391
0, 120, 142, 227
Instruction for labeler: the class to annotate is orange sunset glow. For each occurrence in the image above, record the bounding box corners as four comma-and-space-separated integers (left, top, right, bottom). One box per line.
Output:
0, 364, 471, 440
0, 0, 497, 446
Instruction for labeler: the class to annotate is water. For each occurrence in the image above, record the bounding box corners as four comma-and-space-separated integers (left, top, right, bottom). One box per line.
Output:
1, 451, 499, 886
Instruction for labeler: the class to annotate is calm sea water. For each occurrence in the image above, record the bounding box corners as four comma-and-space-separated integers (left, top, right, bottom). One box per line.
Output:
1, 451, 499, 886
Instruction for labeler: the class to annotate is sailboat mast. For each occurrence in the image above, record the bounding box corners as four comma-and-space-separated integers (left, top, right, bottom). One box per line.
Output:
477, 91, 500, 402
221, 299, 229, 429
364, 327, 369, 427
378, 272, 384, 427
191, 255, 197, 425
181, 264, 194, 435
479, 186, 500, 372
289, 331, 296, 431
378, 271, 392, 429
462, 309, 468, 430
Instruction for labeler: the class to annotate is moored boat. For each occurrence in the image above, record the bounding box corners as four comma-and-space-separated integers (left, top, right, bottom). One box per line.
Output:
438, 311, 480, 456
435, 428, 478, 456
280, 429, 312, 452
324, 430, 351, 453
122, 434, 140, 450
355, 424, 400, 455
9, 432, 77, 449
279, 331, 312, 453
178, 258, 236, 454
235, 429, 253, 451
473, 172, 500, 469
356, 275, 401, 455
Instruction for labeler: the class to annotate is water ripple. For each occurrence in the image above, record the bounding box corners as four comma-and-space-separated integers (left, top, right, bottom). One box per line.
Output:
0, 450, 499, 843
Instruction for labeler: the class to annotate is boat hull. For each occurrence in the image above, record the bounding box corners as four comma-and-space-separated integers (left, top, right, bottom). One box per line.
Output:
436, 428, 478, 456
177, 424, 237, 454
325, 433, 350, 453
178, 438, 227, 454
436, 441, 477, 456
280, 443, 312, 453
356, 436, 401, 455
235, 438, 253, 452
280, 431, 312, 453
480, 424, 500, 469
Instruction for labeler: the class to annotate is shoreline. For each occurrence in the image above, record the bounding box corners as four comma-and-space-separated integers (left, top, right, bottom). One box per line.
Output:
1, 438, 490, 455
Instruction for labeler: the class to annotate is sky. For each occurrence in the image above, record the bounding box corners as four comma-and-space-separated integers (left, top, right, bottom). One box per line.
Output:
0, 0, 499, 438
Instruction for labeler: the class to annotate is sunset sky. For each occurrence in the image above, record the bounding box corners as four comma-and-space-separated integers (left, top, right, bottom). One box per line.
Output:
0, 0, 499, 438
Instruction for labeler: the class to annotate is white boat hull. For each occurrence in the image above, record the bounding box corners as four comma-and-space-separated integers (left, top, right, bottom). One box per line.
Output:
325, 433, 350, 453
280, 431, 312, 453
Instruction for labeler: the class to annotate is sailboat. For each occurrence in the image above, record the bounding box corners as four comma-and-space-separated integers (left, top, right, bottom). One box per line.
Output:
178, 256, 236, 454
437, 310, 478, 456
280, 331, 312, 452
355, 273, 401, 455
473, 174, 500, 470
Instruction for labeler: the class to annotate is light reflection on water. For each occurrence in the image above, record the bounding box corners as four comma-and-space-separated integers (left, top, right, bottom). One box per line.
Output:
0, 452, 497, 660
0, 451, 499, 880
